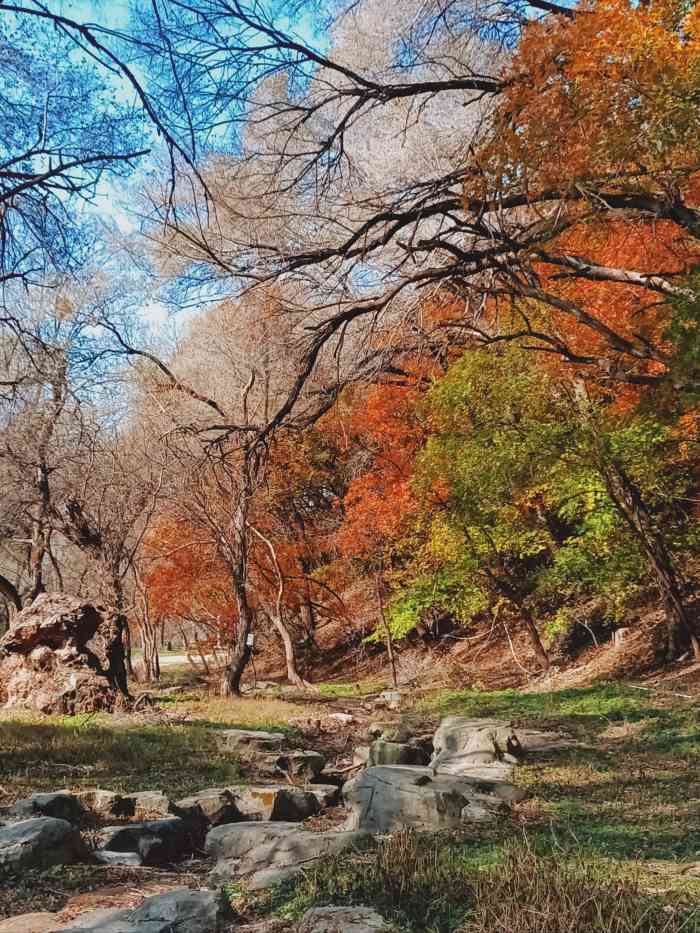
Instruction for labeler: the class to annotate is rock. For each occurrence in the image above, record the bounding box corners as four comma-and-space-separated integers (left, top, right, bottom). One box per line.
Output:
352, 746, 370, 767
261, 750, 326, 782
431, 717, 569, 779
343, 766, 511, 833
58, 888, 225, 933
326, 713, 355, 725
288, 716, 322, 734
375, 691, 401, 711
234, 785, 320, 822
94, 850, 144, 867
289, 713, 355, 734
74, 789, 175, 823
0, 594, 126, 714
71, 789, 129, 820
367, 722, 410, 743
0, 817, 87, 874
298, 906, 391, 933
120, 791, 173, 821
0, 914, 61, 933
126, 888, 224, 933
95, 817, 194, 866
175, 788, 242, 827
368, 741, 427, 767
306, 784, 340, 807
10, 792, 84, 825
59, 907, 140, 933
206, 822, 372, 889
216, 729, 286, 754
206, 821, 299, 861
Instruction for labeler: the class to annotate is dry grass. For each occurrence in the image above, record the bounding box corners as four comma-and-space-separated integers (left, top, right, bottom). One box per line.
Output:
464, 842, 700, 933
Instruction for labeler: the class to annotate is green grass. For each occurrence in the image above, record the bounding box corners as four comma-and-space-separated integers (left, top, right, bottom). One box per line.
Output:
0, 694, 319, 802
415, 683, 700, 893
1, 680, 699, 931
420, 682, 686, 725
0, 715, 241, 800
316, 679, 388, 698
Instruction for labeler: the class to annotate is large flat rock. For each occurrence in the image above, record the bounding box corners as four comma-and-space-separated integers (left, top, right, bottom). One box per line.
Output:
216, 729, 286, 753
343, 765, 513, 833
206, 822, 372, 889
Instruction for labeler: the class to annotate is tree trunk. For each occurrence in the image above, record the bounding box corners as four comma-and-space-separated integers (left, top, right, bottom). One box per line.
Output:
603, 460, 700, 661
299, 594, 316, 644
376, 570, 398, 687
124, 619, 135, 678
271, 614, 308, 688
107, 614, 130, 697
139, 615, 161, 682
519, 605, 551, 671
28, 359, 67, 603
223, 585, 254, 696
222, 470, 257, 696
105, 576, 129, 696
28, 463, 51, 602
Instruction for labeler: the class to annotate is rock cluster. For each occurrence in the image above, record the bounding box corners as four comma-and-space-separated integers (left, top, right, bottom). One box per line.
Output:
0, 716, 569, 932
0, 594, 127, 714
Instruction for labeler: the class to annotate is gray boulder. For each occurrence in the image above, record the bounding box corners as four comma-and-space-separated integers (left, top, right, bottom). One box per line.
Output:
10, 792, 84, 825
0, 817, 87, 874
206, 822, 372, 889
343, 765, 511, 833
120, 791, 173, 821
431, 716, 569, 779
260, 750, 326, 782
206, 821, 299, 862
216, 729, 286, 754
95, 817, 194, 866
298, 907, 392, 933
175, 788, 242, 827
234, 785, 321, 822
57, 888, 225, 933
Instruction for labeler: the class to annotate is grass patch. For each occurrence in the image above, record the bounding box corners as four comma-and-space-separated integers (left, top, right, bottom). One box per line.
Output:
0, 714, 241, 801
464, 841, 700, 933
0, 693, 319, 803
316, 680, 387, 698
421, 683, 679, 726
415, 683, 700, 891
259, 830, 473, 933
250, 832, 700, 933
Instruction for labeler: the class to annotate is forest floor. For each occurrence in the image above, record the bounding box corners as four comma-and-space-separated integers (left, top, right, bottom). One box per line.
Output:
1, 669, 699, 929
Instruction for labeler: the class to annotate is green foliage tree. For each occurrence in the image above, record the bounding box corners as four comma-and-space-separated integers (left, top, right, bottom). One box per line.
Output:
386, 347, 700, 666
